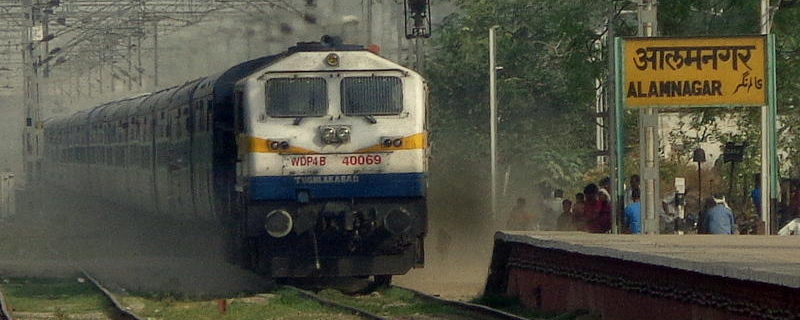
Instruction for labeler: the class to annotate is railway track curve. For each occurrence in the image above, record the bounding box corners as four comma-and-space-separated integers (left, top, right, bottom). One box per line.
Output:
80, 271, 146, 320
288, 284, 537, 320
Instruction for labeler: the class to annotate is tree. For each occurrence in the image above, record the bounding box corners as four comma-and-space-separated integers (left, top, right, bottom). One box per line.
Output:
657, 0, 800, 191
427, 0, 612, 202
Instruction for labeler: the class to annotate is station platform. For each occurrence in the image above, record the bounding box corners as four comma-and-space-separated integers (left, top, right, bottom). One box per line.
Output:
485, 232, 800, 320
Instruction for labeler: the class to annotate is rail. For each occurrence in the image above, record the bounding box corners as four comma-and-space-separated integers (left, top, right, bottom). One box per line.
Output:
0, 286, 12, 320
81, 271, 146, 320
394, 285, 536, 320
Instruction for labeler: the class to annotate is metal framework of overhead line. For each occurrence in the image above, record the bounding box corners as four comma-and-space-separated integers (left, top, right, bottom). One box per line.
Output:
7, 0, 314, 187
0, 0, 309, 94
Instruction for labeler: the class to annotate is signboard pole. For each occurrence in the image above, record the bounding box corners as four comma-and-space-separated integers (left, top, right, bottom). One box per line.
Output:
637, 0, 660, 234
613, 37, 625, 234
607, 1, 619, 234
640, 108, 660, 234
767, 34, 778, 234
760, 0, 773, 234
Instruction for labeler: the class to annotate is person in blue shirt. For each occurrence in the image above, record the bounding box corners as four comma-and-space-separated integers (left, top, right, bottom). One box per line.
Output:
751, 174, 761, 215
705, 194, 736, 234
623, 188, 642, 234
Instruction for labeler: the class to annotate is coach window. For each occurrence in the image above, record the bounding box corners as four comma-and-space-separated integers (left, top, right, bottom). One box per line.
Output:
265, 77, 327, 117
206, 101, 213, 130
341, 76, 403, 115
176, 116, 182, 139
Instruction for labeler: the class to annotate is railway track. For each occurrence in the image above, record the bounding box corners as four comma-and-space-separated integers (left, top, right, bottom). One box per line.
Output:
35, 235, 529, 320
81, 271, 146, 320
288, 284, 536, 320
395, 285, 534, 320
42, 239, 145, 320
288, 286, 387, 320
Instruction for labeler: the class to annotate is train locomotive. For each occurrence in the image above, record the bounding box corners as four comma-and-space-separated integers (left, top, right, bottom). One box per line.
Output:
40, 37, 429, 281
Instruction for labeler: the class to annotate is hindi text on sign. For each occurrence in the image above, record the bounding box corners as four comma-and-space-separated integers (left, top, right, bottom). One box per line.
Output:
623, 36, 767, 107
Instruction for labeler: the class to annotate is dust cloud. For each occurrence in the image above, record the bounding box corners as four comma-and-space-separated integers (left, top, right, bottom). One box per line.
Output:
2, 0, 470, 298
1, 185, 268, 297
396, 159, 500, 300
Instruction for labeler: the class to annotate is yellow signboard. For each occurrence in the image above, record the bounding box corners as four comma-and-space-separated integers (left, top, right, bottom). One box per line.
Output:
624, 36, 767, 107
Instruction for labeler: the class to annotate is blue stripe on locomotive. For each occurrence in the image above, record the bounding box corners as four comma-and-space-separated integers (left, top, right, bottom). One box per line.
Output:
249, 173, 426, 201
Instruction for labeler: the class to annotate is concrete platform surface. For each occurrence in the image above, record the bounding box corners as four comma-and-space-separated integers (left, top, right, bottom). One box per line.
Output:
496, 232, 800, 288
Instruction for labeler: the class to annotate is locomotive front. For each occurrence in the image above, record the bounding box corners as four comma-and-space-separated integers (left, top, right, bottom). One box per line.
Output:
236, 43, 428, 279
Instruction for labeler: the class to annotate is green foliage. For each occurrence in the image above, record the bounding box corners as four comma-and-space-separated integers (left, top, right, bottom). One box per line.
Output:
427, 0, 800, 209
0, 277, 107, 313
773, 1, 800, 178
656, 1, 800, 186
120, 289, 359, 320
428, 0, 612, 193
659, 0, 759, 36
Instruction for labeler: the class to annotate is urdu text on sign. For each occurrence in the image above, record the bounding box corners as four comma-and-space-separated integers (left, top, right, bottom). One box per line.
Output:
623, 36, 767, 107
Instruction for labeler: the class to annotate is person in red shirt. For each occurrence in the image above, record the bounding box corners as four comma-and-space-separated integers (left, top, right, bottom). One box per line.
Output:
580, 183, 611, 233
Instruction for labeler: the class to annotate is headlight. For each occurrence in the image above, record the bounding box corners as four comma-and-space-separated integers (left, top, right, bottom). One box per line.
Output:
336, 127, 351, 141
325, 53, 340, 67
383, 207, 413, 235
265, 209, 293, 238
380, 136, 403, 149
322, 127, 336, 143
320, 126, 351, 144
269, 140, 290, 151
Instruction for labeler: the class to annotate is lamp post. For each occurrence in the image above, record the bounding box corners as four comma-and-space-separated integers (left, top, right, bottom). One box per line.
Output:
693, 148, 706, 215
489, 25, 499, 220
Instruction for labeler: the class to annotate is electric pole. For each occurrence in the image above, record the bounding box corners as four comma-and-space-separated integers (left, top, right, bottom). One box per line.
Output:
759, 0, 773, 234
607, 2, 618, 233
21, 0, 48, 186
489, 25, 499, 220
637, 0, 660, 235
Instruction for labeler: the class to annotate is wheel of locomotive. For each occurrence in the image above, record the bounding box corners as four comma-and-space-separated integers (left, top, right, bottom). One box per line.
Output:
373, 275, 392, 287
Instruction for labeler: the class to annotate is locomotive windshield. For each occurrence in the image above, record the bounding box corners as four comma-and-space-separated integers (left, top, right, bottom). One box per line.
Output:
341, 76, 403, 115
266, 77, 327, 117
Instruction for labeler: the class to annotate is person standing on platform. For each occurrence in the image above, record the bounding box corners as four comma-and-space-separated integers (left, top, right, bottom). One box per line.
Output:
705, 194, 736, 235
506, 197, 535, 231
697, 197, 717, 234
544, 189, 565, 230
581, 184, 611, 233
598, 177, 611, 202
572, 193, 585, 230
557, 199, 575, 231
751, 174, 761, 216
661, 191, 680, 233
624, 174, 640, 206
623, 188, 642, 234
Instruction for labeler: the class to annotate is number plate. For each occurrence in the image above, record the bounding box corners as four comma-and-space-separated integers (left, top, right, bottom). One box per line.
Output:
282, 154, 387, 175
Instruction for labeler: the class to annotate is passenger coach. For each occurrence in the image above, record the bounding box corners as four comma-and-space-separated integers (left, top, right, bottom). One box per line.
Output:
41, 37, 429, 282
